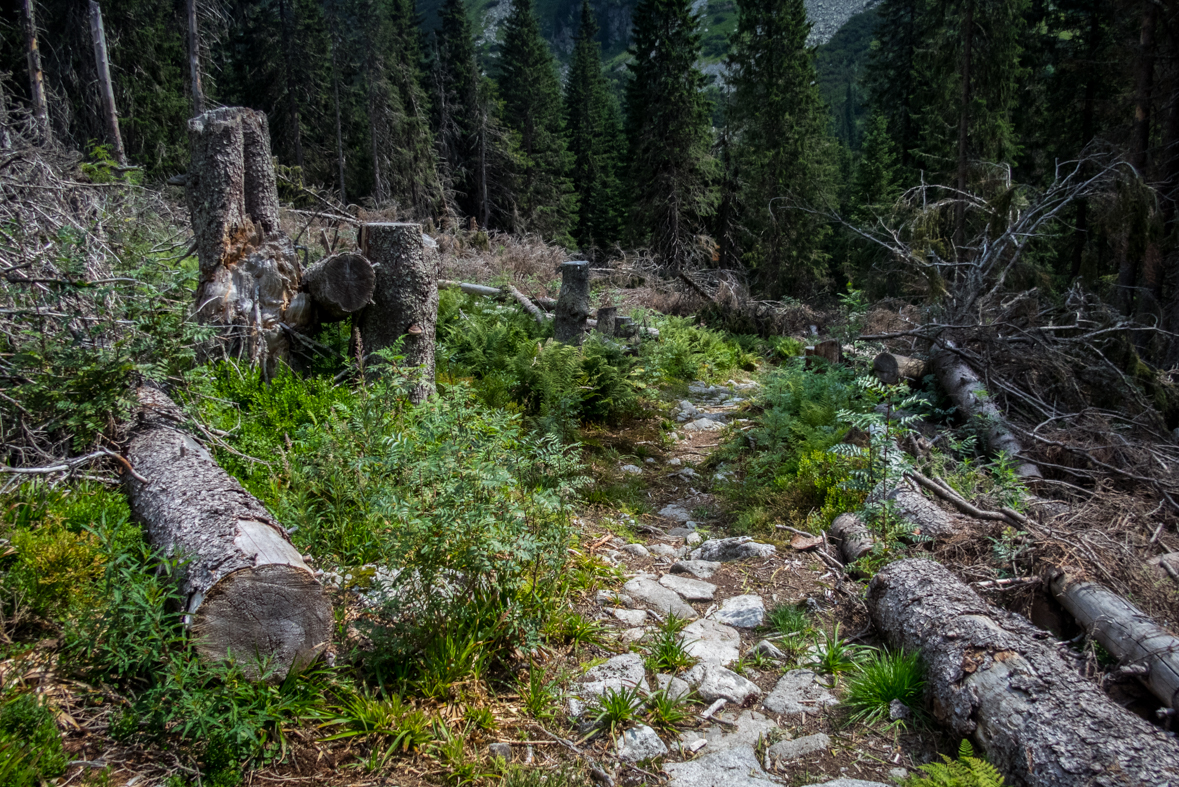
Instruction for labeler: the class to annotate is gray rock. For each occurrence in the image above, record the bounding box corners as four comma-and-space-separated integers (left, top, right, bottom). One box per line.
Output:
596, 589, 634, 607
488, 742, 512, 761
660, 574, 717, 601
709, 595, 766, 628
617, 724, 669, 762
568, 652, 650, 717
659, 504, 694, 522
767, 732, 830, 762
612, 608, 648, 626
751, 640, 786, 660
680, 618, 741, 665
678, 467, 699, 479
620, 464, 643, 475
684, 418, 725, 432
668, 458, 683, 466
655, 673, 692, 701
671, 559, 722, 579
686, 532, 703, 546
801, 781, 890, 787
889, 699, 912, 721
680, 710, 779, 754
762, 669, 838, 715
683, 663, 761, 704
623, 577, 697, 619
667, 527, 695, 537
620, 627, 648, 645
663, 746, 779, 787
622, 543, 651, 558
649, 543, 679, 557
691, 537, 776, 562
889, 769, 910, 782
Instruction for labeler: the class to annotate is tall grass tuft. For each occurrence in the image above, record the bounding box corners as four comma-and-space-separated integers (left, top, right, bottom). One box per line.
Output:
842, 648, 925, 728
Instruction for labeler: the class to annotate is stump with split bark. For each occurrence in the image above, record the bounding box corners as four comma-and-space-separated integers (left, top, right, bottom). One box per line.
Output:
868, 559, 1179, 787
126, 388, 331, 681
873, 352, 927, 385
358, 223, 438, 403
554, 261, 590, 345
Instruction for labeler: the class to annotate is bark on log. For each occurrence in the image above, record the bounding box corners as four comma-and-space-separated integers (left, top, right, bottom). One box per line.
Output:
876, 477, 957, 538
439, 280, 502, 298
1049, 571, 1179, 709
595, 307, 617, 337
505, 284, 546, 324
301, 252, 375, 322
21, 0, 51, 144
188, 107, 300, 375
868, 559, 1179, 787
554, 261, 590, 345
358, 222, 438, 404
830, 513, 873, 565
873, 352, 927, 385
930, 342, 1041, 479
126, 388, 331, 681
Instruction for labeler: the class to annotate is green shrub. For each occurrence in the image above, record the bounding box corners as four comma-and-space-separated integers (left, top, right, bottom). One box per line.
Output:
0, 692, 68, 785
639, 315, 759, 383
842, 649, 925, 728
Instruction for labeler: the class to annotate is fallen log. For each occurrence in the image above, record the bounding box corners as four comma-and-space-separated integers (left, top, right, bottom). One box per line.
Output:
868, 559, 1179, 787
877, 477, 956, 538
804, 339, 842, 366
505, 284, 546, 324
906, 470, 1026, 528
126, 388, 331, 681
873, 352, 926, 385
829, 513, 873, 565
554, 261, 590, 345
930, 342, 1041, 480
1049, 571, 1179, 709
301, 252, 375, 322
439, 279, 501, 298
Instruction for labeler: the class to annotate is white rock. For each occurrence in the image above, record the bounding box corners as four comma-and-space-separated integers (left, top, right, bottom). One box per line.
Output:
670, 559, 722, 579
709, 595, 766, 628
660, 574, 717, 601
663, 745, 778, 787
683, 663, 761, 704
767, 732, 830, 762
649, 543, 679, 557
655, 673, 692, 701
659, 504, 694, 522
623, 577, 697, 619
680, 618, 741, 665
686, 532, 704, 546
617, 724, 668, 762
762, 669, 838, 715
645, 457, 657, 464
691, 537, 776, 562
750, 640, 786, 660
621, 464, 643, 475
801, 781, 891, 787
622, 543, 651, 558
679, 710, 779, 754
568, 652, 650, 717
612, 608, 648, 626
597, 589, 634, 607
684, 417, 725, 432
668, 458, 683, 466
620, 627, 648, 645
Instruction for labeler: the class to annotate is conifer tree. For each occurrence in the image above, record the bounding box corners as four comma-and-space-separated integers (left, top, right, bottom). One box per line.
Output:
728, 0, 836, 296
624, 0, 717, 271
564, 0, 625, 254
853, 111, 900, 215
865, 0, 931, 172
435, 0, 483, 220
497, 0, 576, 242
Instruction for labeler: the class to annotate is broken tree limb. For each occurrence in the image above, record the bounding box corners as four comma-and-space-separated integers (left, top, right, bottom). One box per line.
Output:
873, 352, 927, 385
829, 513, 873, 565
930, 341, 1041, 480
301, 252, 375, 322
505, 284, 545, 324
554, 261, 590, 345
1049, 571, 1179, 709
868, 559, 1179, 787
439, 279, 501, 298
125, 388, 331, 681
906, 470, 1025, 528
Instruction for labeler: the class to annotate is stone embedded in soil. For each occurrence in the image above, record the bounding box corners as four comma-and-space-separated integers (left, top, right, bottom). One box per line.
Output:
767, 732, 831, 762
622, 543, 651, 558
762, 669, 838, 715
567, 652, 649, 717
680, 710, 780, 754
751, 639, 786, 660
659, 504, 694, 522
684, 417, 726, 432
620, 627, 647, 645
612, 608, 648, 626
663, 745, 779, 787
620, 464, 643, 474
617, 724, 669, 762
623, 577, 697, 619
596, 589, 634, 607
686, 532, 703, 546
680, 618, 742, 665
683, 663, 761, 704
668, 457, 683, 466
660, 573, 717, 601
671, 559, 722, 579
691, 536, 776, 562
649, 543, 679, 557
710, 594, 766, 628
801, 781, 890, 787
655, 673, 693, 701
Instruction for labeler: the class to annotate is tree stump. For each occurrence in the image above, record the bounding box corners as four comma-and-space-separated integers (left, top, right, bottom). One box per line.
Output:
595, 307, 617, 337
358, 223, 438, 403
614, 316, 635, 339
187, 107, 301, 375
804, 340, 842, 367
554, 261, 590, 345
126, 388, 331, 681
873, 352, 927, 385
301, 252, 375, 322
868, 559, 1179, 787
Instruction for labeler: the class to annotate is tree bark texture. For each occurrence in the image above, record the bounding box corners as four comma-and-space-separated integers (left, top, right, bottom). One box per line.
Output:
301, 252, 374, 322
830, 513, 873, 565
188, 107, 301, 375
805, 340, 842, 366
126, 388, 331, 681
358, 223, 438, 403
88, 0, 126, 165
595, 307, 617, 337
868, 559, 1179, 787
21, 0, 51, 144
186, 0, 204, 116
554, 261, 590, 345
953, 0, 974, 256
614, 316, 635, 338
1049, 571, 1179, 709
930, 342, 1041, 479
873, 352, 927, 385
876, 477, 956, 538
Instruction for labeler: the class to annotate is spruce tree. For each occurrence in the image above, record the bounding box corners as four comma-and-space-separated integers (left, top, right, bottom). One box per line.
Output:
564, 0, 625, 254
497, 0, 577, 242
624, 0, 717, 271
853, 111, 900, 215
435, 0, 483, 221
728, 0, 836, 296
865, 0, 931, 173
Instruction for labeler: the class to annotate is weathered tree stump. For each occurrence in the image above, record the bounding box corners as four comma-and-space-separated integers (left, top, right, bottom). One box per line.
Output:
301, 252, 375, 322
358, 223, 438, 403
595, 307, 617, 337
873, 352, 927, 385
1050, 571, 1179, 709
125, 388, 331, 681
805, 339, 842, 367
554, 261, 590, 345
868, 559, 1179, 787
614, 316, 635, 338
829, 513, 873, 565
187, 107, 301, 374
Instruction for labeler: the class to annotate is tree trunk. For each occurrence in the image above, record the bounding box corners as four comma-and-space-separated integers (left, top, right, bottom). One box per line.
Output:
595, 307, 617, 337
301, 252, 375, 322
1049, 571, 1179, 709
506, 284, 546, 324
21, 0, 51, 144
329, 34, 347, 206
930, 342, 1041, 479
805, 340, 842, 367
614, 316, 635, 338
88, 0, 126, 166
953, 0, 975, 257
187, 107, 301, 375
868, 559, 1179, 787
873, 352, 926, 385
186, 0, 204, 116
0, 81, 11, 151
876, 477, 956, 538
830, 513, 873, 565
554, 261, 590, 345
358, 223, 438, 403
277, 0, 304, 171
125, 387, 331, 682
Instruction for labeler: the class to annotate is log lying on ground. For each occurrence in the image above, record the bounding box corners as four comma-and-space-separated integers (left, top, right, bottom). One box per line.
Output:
830, 513, 873, 565
439, 279, 501, 298
359, 223, 438, 404
505, 284, 546, 324
554, 261, 590, 345
930, 341, 1041, 480
876, 477, 957, 538
1049, 571, 1179, 709
126, 388, 331, 681
868, 559, 1179, 787
301, 252, 375, 322
873, 352, 927, 385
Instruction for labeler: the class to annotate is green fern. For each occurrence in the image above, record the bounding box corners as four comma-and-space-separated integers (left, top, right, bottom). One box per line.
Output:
903, 741, 1004, 787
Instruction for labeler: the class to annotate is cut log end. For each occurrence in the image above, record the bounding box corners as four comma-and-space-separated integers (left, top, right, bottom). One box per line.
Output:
873, 352, 927, 385
303, 252, 375, 321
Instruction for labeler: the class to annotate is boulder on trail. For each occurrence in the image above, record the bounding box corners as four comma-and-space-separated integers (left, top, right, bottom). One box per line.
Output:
691, 537, 776, 562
